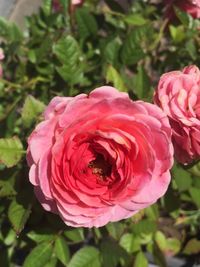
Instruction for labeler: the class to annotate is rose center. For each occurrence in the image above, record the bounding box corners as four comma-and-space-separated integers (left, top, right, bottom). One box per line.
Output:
88, 154, 111, 180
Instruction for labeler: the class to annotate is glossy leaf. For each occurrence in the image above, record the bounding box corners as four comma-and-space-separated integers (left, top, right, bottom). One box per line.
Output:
68, 246, 101, 267
54, 236, 70, 266
23, 242, 53, 267
0, 137, 24, 167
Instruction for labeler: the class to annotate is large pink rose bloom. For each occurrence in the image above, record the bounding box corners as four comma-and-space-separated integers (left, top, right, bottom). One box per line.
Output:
165, 0, 200, 19
27, 86, 173, 228
154, 65, 200, 164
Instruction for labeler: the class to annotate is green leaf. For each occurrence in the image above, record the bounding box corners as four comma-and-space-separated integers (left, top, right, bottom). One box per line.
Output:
124, 14, 147, 26
68, 246, 101, 267
0, 17, 9, 38
169, 25, 185, 43
183, 238, 200, 255
101, 238, 129, 267
173, 165, 192, 192
166, 238, 181, 255
104, 39, 120, 66
0, 181, 16, 197
106, 222, 125, 240
75, 7, 98, 40
53, 36, 80, 64
53, 36, 84, 85
64, 229, 84, 243
54, 236, 70, 266
134, 252, 148, 267
23, 242, 53, 267
0, 174, 16, 197
0, 137, 24, 168
155, 231, 167, 251
22, 95, 45, 128
189, 187, 200, 208
144, 204, 159, 221
44, 257, 57, 267
27, 230, 54, 243
0, 18, 22, 42
185, 39, 197, 60
174, 6, 191, 27
56, 65, 84, 86
121, 28, 146, 65
4, 229, 16, 246
59, 0, 69, 12
163, 186, 180, 212
188, 161, 200, 177
153, 242, 167, 267
106, 65, 127, 92
8, 191, 32, 234
42, 0, 52, 16
133, 65, 151, 99
132, 219, 157, 235
119, 233, 141, 253
8, 23, 23, 43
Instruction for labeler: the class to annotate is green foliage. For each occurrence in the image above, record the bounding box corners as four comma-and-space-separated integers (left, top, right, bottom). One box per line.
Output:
53, 36, 85, 87
68, 246, 101, 267
75, 7, 98, 40
106, 65, 127, 92
54, 236, 70, 266
134, 252, 148, 267
23, 241, 54, 267
0, 137, 24, 167
183, 238, 200, 255
8, 190, 33, 234
22, 95, 45, 128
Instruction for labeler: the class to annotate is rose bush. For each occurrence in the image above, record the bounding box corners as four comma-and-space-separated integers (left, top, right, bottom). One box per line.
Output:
164, 0, 200, 20
154, 65, 200, 164
27, 86, 173, 228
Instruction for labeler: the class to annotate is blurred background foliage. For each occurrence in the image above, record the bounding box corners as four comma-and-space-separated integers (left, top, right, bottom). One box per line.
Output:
0, 0, 200, 266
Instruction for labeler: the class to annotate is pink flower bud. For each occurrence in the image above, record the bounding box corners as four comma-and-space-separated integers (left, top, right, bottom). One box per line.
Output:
0, 48, 5, 61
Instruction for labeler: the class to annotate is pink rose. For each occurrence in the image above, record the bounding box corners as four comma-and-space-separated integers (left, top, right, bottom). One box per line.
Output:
0, 48, 4, 61
27, 86, 173, 228
154, 65, 200, 164
164, 0, 200, 20
72, 0, 82, 4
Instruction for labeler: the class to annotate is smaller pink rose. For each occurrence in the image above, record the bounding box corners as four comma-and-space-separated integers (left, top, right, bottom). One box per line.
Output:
72, 0, 82, 5
0, 48, 4, 61
154, 65, 200, 164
